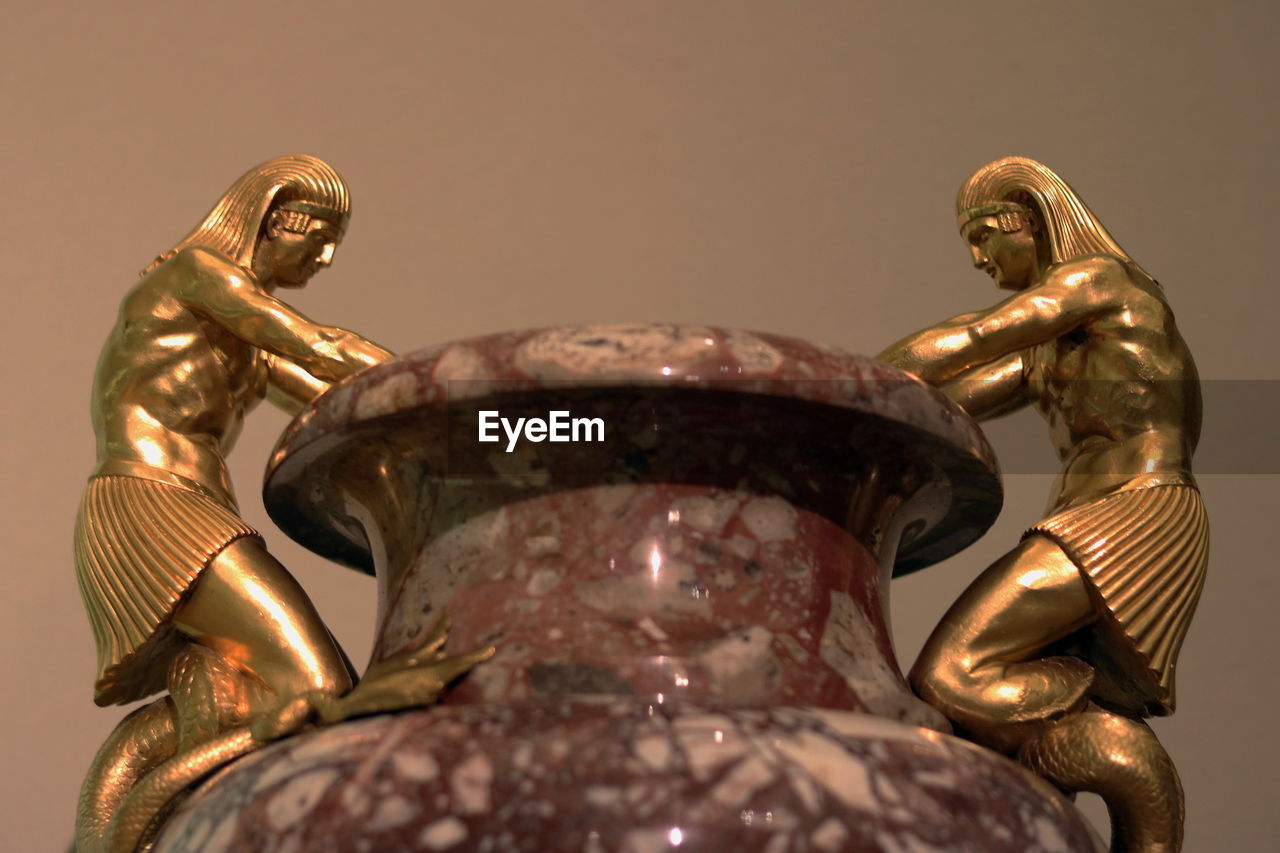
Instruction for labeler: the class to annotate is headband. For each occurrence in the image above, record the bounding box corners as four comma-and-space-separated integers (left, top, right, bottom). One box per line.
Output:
957, 201, 1031, 232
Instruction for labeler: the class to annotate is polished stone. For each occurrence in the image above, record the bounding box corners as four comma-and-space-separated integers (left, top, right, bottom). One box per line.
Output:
152, 325, 1099, 851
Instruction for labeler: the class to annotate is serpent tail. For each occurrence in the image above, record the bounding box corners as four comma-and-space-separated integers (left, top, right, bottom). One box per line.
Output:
1019, 709, 1183, 853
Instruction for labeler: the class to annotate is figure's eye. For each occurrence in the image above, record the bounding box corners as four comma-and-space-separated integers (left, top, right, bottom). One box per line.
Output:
967, 226, 993, 245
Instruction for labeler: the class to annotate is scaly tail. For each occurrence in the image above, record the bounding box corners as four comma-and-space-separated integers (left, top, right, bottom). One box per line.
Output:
1019, 708, 1184, 853
78, 617, 494, 852
75, 699, 178, 853
75, 646, 257, 853
102, 728, 262, 853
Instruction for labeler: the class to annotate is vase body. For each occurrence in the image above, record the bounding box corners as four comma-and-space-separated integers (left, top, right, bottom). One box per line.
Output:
154, 325, 1102, 852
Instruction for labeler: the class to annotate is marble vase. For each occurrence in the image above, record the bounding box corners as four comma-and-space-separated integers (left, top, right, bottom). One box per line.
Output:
152, 325, 1103, 852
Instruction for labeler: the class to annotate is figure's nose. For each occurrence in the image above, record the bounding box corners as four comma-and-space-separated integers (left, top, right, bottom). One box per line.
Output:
969, 245, 988, 268
317, 243, 336, 266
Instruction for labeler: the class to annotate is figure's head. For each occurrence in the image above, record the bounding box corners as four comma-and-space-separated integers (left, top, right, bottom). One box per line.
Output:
955, 156, 1145, 287
143, 154, 350, 282
252, 201, 344, 289
958, 201, 1044, 291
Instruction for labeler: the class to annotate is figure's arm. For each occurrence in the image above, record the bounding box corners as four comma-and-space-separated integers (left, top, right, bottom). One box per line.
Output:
173, 247, 393, 382
264, 355, 330, 416
877, 257, 1122, 383
878, 311, 985, 382
939, 351, 1029, 421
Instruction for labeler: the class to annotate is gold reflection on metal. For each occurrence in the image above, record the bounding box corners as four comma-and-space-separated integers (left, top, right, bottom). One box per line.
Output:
879, 156, 1205, 852
74, 156, 491, 853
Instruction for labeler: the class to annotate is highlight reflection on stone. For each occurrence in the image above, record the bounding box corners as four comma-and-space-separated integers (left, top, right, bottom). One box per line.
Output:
153, 324, 1103, 852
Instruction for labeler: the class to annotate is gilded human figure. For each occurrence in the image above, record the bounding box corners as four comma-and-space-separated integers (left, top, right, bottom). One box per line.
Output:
879, 157, 1206, 852
78, 155, 384, 711
75, 156, 489, 853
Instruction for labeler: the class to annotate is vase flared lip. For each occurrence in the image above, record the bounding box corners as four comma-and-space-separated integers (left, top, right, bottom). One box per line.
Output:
264, 323, 1001, 575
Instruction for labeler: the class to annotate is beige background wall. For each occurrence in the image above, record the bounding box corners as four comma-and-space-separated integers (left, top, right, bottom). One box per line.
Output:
2, 1, 1275, 849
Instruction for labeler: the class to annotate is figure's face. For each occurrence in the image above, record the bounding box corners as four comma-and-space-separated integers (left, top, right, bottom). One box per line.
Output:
961, 214, 1040, 291
259, 214, 341, 288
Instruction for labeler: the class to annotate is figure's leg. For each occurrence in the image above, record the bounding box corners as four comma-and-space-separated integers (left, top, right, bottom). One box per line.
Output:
80, 539, 493, 851
909, 534, 1096, 754
171, 536, 493, 739
77, 548, 351, 853
170, 536, 353, 716
912, 535, 1185, 851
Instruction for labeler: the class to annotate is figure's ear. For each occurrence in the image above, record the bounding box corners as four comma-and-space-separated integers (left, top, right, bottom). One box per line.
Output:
1024, 208, 1042, 235
1012, 193, 1042, 235
263, 209, 286, 240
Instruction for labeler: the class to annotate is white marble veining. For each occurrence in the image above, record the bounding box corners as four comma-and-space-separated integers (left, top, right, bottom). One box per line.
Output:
820, 591, 948, 729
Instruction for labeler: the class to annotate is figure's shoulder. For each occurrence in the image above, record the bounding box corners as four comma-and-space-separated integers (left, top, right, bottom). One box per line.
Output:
162, 247, 264, 300
170, 245, 238, 276
1041, 255, 1149, 306
1049, 253, 1132, 284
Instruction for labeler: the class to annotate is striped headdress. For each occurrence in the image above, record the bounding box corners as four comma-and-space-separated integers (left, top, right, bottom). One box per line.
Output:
143, 154, 350, 275
956, 156, 1151, 280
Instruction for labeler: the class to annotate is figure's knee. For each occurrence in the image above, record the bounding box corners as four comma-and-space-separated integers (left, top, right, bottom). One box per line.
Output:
175, 538, 353, 701
910, 647, 1008, 745
909, 536, 1098, 738
911, 651, 1095, 753
908, 642, 970, 716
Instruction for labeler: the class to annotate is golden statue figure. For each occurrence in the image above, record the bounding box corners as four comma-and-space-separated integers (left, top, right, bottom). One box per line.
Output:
74, 155, 491, 853
879, 157, 1206, 853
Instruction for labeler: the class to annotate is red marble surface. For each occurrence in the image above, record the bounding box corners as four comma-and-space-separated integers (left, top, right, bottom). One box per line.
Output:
264, 325, 1000, 576
142, 325, 1096, 852
268, 325, 995, 468
155, 701, 1104, 853
390, 482, 930, 722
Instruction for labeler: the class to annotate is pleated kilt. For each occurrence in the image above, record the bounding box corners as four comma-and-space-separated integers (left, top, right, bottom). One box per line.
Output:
74, 475, 260, 705
1028, 484, 1208, 715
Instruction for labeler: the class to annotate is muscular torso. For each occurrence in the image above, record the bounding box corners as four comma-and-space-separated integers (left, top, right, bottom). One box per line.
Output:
91, 259, 269, 508
1021, 263, 1200, 511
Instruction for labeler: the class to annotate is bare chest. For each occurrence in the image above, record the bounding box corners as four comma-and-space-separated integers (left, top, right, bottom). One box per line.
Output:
1025, 330, 1093, 407
197, 320, 264, 403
